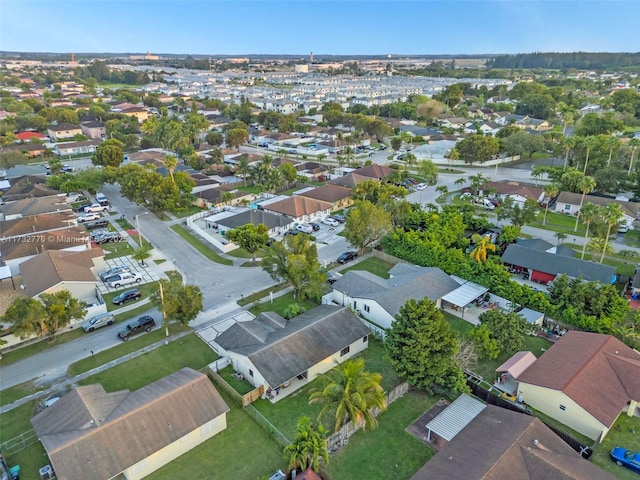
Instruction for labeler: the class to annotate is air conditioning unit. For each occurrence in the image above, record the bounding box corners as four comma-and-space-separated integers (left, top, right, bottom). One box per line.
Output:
39, 465, 54, 480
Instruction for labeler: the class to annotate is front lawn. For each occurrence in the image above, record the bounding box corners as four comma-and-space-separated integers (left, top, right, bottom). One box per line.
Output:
323, 390, 437, 480
101, 282, 159, 311
248, 292, 319, 318
0, 402, 48, 480
530, 211, 586, 235
0, 328, 86, 366
77, 333, 218, 392
339, 257, 394, 279
170, 224, 233, 265
592, 413, 640, 480
171, 205, 207, 218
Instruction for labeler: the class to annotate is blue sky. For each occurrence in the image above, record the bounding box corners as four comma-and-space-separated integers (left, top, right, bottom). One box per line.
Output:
1, 1, 639, 55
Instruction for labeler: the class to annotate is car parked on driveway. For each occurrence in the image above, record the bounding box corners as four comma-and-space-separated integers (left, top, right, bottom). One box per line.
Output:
78, 212, 101, 223
112, 288, 142, 305
295, 223, 314, 234
85, 219, 109, 229
610, 447, 640, 473
82, 312, 116, 332
95, 232, 123, 244
309, 222, 321, 232
100, 265, 131, 281
117, 315, 156, 341
322, 217, 340, 227
416, 183, 428, 191
337, 251, 358, 264
90, 228, 110, 241
107, 272, 142, 289
84, 203, 110, 213
332, 214, 346, 223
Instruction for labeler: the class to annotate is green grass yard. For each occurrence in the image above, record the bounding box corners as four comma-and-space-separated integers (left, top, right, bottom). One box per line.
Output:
248, 292, 319, 318
0, 402, 48, 480
530, 211, 586, 235
592, 413, 640, 480
170, 224, 233, 265
339, 257, 393, 279
216, 365, 255, 395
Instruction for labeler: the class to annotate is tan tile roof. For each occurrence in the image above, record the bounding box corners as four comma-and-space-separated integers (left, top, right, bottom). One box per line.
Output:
32, 368, 229, 480
126, 150, 166, 163
263, 196, 332, 217
517, 331, 640, 427
20, 248, 103, 297
299, 184, 351, 203
0, 212, 76, 237
0, 226, 89, 261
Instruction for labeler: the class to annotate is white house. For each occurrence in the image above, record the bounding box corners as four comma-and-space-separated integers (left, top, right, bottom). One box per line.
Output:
554, 192, 640, 229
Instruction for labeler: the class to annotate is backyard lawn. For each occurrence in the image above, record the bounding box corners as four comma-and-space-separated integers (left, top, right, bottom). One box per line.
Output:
530, 211, 586, 235
248, 291, 319, 318
592, 413, 640, 480
170, 224, 233, 265
339, 257, 394, 279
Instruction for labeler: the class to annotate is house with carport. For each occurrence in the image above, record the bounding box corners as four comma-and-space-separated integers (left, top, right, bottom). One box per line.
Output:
212, 209, 294, 238
213, 305, 370, 401
516, 331, 640, 442
31, 368, 229, 480
298, 184, 352, 212
261, 195, 332, 224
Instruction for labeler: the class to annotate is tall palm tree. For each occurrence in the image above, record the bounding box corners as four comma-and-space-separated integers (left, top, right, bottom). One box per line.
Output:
343, 146, 356, 166
542, 183, 559, 226
563, 136, 576, 169
470, 234, 497, 262
454, 177, 466, 189
237, 156, 251, 186
574, 175, 596, 232
599, 203, 624, 263
628, 139, 640, 175
580, 136, 598, 175
604, 136, 621, 166
579, 202, 599, 260
309, 357, 386, 433
163, 154, 178, 183
284, 417, 329, 473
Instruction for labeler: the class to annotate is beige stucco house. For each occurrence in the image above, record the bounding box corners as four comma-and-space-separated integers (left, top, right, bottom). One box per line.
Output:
47, 123, 82, 141
31, 368, 229, 480
517, 331, 640, 442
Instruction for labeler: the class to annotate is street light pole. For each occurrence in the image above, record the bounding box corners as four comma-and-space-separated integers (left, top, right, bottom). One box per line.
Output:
135, 212, 148, 247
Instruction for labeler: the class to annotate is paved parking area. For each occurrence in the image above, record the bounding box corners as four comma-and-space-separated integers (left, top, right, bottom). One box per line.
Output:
96, 256, 163, 295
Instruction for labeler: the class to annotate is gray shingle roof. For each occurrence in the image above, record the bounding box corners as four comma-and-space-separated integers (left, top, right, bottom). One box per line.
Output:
216, 305, 370, 387
217, 209, 293, 230
502, 244, 616, 284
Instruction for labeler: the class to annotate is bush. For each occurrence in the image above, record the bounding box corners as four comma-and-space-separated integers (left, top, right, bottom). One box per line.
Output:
283, 303, 306, 319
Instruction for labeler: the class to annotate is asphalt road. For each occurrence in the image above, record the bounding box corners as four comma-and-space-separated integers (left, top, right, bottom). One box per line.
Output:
6, 157, 93, 178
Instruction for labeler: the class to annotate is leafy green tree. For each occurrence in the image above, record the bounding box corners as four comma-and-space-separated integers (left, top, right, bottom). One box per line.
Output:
469, 324, 500, 359
284, 417, 329, 473
205, 131, 224, 147
385, 298, 468, 397
226, 128, 249, 150
1, 297, 46, 341
470, 234, 497, 262
279, 162, 298, 188
343, 200, 392, 253
417, 159, 438, 184
477, 309, 534, 355
309, 357, 386, 433
390, 136, 402, 151
498, 225, 521, 245
456, 135, 500, 165
157, 280, 203, 331
226, 224, 269, 264
352, 179, 406, 205
496, 198, 539, 227
92, 138, 124, 168
261, 235, 325, 300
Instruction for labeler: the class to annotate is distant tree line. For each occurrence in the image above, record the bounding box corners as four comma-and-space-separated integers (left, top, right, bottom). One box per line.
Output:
488, 52, 640, 70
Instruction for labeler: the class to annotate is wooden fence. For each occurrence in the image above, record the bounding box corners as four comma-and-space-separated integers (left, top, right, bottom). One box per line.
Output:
371, 248, 407, 266
207, 368, 264, 407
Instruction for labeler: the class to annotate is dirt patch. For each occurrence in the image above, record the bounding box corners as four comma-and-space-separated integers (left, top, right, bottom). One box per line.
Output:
405, 398, 451, 451
0, 274, 24, 317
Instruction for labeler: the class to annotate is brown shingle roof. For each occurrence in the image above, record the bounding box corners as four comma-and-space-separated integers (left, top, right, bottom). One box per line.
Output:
20, 249, 103, 297
517, 331, 640, 427
1, 195, 71, 218
556, 192, 640, 218
263, 196, 331, 217
299, 184, 351, 203
0, 226, 89, 261
2, 175, 57, 202
411, 405, 615, 480
481, 181, 543, 201
0, 211, 76, 237
32, 368, 229, 480
329, 173, 371, 189
351, 164, 394, 180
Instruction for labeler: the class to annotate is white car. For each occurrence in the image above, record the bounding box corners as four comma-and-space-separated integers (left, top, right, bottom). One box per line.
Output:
78, 212, 101, 223
84, 203, 110, 213
416, 183, 428, 191
107, 272, 142, 289
322, 217, 340, 227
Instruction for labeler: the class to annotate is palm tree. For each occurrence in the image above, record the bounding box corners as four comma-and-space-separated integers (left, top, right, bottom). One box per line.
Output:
284, 417, 329, 473
574, 175, 596, 232
309, 357, 386, 433
343, 146, 356, 166
132, 245, 152, 266
580, 202, 599, 260
237, 156, 251, 186
470, 234, 497, 262
557, 103, 575, 136
580, 136, 598, 175
435, 185, 449, 196
604, 136, 621, 166
599, 203, 624, 263
555, 232, 568, 245
454, 177, 466, 189
562, 136, 576, 169
542, 183, 559, 226
468, 173, 488, 195
163, 155, 178, 183
628, 139, 640, 175
403, 152, 417, 167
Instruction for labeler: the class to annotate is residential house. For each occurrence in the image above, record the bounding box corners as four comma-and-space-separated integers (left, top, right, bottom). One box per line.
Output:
0, 211, 77, 239
1, 195, 72, 221
1, 175, 57, 202
262, 196, 332, 223
412, 402, 615, 479
0, 143, 48, 158
81, 121, 107, 139
435, 114, 469, 129
299, 184, 352, 211
480, 181, 544, 206
15, 131, 48, 142
330, 172, 374, 189
517, 331, 640, 442
125, 149, 168, 166
31, 368, 229, 480
54, 140, 100, 157
47, 123, 82, 141
120, 106, 150, 123
193, 186, 251, 209
554, 192, 640, 229
212, 209, 294, 237
214, 305, 370, 398
501, 243, 617, 285
350, 164, 394, 181
329, 263, 460, 329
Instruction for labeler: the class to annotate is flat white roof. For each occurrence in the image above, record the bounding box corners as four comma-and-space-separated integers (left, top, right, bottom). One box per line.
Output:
426, 394, 486, 442
441, 281, 488, 308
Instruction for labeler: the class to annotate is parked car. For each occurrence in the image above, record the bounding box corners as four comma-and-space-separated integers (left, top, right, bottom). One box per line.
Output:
460, 192, 472, 199
610, 447, 640, 473
101, 265, 131, 281
416, 183, 428, 191
44, 396, 60, 408
95, 232, 123, 244
283, 229, 301, 236
65, 192, 86, 203
76, 202, 92, 212
107, 272, 142, 289
112, 288, 142, 305
84, 203, 110, 213
326, 272, 338, 284
332, 214, 346, 223
61, 164, 74, 173
90, 228, 110, 241
117, 315, 156, 341
337, 251, 358, 264
95, 192, 108, 206
82, 312, 116, 332
295, 223, 314, 234
309, 222, 321, 232
322, 217, 340, 227
85, 219, 109, 229
77, 212, 101, 223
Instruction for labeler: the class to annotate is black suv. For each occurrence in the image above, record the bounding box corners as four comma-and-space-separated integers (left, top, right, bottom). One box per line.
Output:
112, 288, 142, 305
117, 315, 156, 341
337, 251, 358, 264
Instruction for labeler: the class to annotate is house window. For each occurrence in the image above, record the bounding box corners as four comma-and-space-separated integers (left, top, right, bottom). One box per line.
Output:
559, 404, 566, 411
340, 346, 350, 357
353, 301, 357, 309
564, 204, 571, 211
364, 305, 370, 313
249, 369, 254, 377
363, 335, 368, 343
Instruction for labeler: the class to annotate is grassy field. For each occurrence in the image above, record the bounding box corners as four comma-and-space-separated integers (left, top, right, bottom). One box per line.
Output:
323, 390, 437, 480
248, 292, 319, 318
592, 413, 640, 480
0, 380, 42, 407
217, 365, 255, 395
237, 282, 287, 306
339, 257, 394, 279
170, 224, 233, 265
530, 211, 586, 235
0, 402, 48, 480
0, 329, 85, 366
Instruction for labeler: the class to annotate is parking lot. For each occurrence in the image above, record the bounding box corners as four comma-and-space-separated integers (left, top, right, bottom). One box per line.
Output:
96, 255, 162, 295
